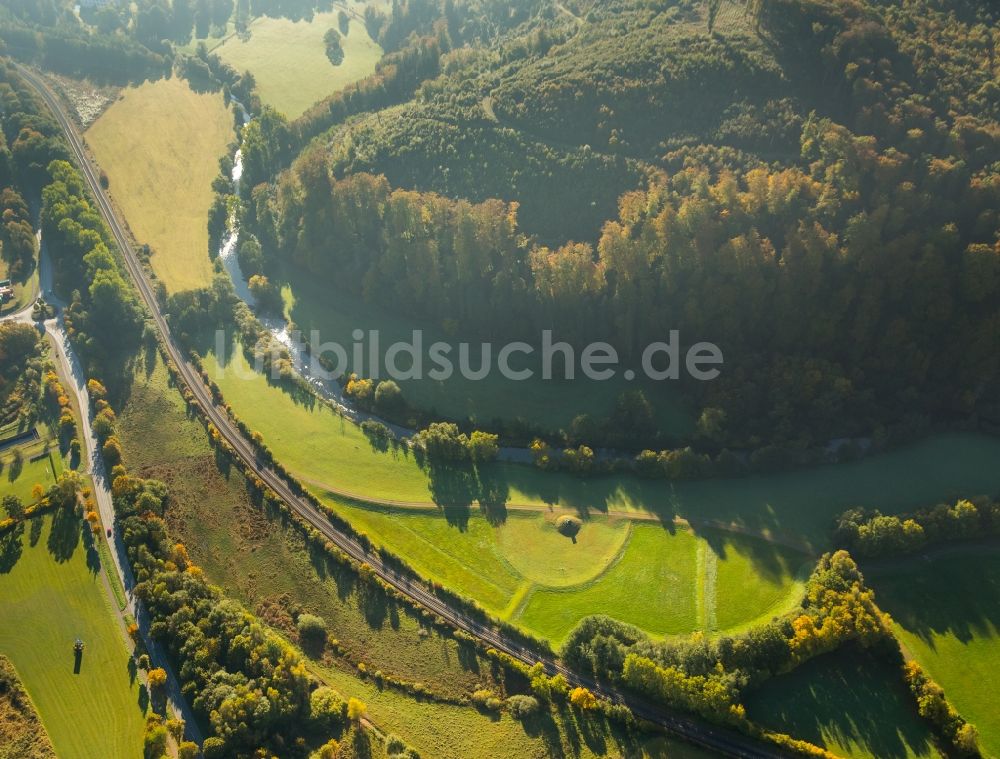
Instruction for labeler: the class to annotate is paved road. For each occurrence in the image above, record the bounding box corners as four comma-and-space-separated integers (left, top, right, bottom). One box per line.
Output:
16, 64, 789, 759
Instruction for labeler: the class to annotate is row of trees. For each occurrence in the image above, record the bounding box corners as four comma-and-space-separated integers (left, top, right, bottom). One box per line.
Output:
0, 186, 36, 279
0, 321, 42, 429
411, 421, 499, 463
834, 497, 1000, 558
89, 387, 358, 757
0, 65, 145, 374
41, 160, 145, 368
0, 61, 367, 759
0, 21, 170, 85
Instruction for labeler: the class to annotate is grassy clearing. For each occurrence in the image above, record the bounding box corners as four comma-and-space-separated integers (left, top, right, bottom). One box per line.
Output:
280, 265, 694, 435
202, 340, 1000, 547
746, 648, 938, 759
0, 655, 56, 759
86, 76, 234, 292
867, 549, 1000, 758
0, 513, 146, 759
214, 11, 382, 118
495, 514, 631, 587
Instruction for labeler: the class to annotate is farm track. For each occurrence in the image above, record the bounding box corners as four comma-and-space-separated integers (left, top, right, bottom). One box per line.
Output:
17, 64, 792, 758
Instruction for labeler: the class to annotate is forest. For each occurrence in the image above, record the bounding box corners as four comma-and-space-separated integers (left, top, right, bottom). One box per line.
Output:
238, 0, 1000, 450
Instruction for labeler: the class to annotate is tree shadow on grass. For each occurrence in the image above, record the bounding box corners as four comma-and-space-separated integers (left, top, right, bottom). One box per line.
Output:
746, 646, 935, 759
565, 703, 610, 757
426, 462, 514, 529
47, 506, 80, 563
5, 454, 23, 483
700, 527, 805, 586
519, 709, 566, 759
477, 467, 510, 526
82, 522, 101, 576
28, 515, 43, 547
351, 727, 375, 759
0, 523, 24, 573
456, 639, 481, 674
426, 463, 477, 530
865, 547, 1000, 649
356, 574, 390, 629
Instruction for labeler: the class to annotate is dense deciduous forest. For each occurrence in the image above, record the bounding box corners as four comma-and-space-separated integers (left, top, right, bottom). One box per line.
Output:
238, 0, 999, 449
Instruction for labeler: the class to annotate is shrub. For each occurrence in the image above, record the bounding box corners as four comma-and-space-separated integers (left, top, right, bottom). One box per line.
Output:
143, 716, 168, 759
345, 374, 375, 409
146, 667, 167, 689
347, 697, 367, 722
506, 694, 540, 719
310, 686, 346, 731
471, 689, 501, 711
374, 379, 404, 411
569, 686, 598, 710
201, 737, 226, 758
556, 515, 582, 539
297, 613, 327, 645
468, 430, 500, 462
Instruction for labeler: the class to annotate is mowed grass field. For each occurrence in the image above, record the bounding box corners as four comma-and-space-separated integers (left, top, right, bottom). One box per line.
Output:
867, 549, 1000, 757
279, 266, 694, 435
1, 447, 60, 505
86, 77, 234, 292
0, 513, 146, 759
214, 11, 382, 118
746, 649, 938, 759
201, 341, 1000, 545
321, 500, 807, 643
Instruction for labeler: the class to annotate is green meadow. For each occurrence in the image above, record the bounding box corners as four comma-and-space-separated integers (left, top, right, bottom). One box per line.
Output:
323, 501, 807, 643
867, 548, 1000, 758
0, 513, 146, 759
202, 341, 1000, 546
746, 648, 938, 759
215, 11, 383, 118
